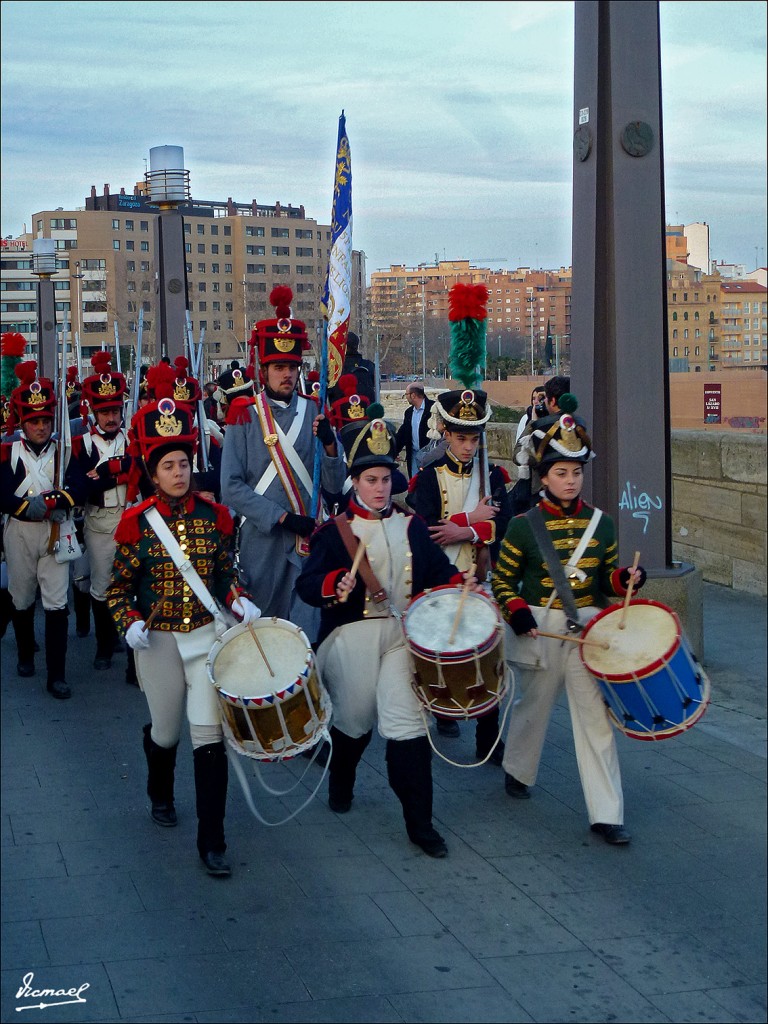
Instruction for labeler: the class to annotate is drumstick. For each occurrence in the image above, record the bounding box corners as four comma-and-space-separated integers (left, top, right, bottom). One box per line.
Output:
338, 540, 366, 604
141, 600, 163, 632
230, 584, 274, 677
448, 581, 472, 645
618, 550, 641, 630
536, 629, 610, 650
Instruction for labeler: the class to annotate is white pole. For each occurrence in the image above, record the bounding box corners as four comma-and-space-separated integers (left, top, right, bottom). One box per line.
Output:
421, 277, 426, 380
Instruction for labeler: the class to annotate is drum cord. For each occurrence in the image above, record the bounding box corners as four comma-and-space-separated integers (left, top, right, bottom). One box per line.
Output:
226, 726, 333, 827
421, 669, 516, 769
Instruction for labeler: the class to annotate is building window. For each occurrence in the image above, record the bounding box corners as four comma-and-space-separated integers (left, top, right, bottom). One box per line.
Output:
211, 244, 219, 254
141, 221, 149, 231
126, 261, 136, 271
224, 245, 232, 254
184, 223, 191, 234
271, 227, 290, 238
672, 312, 677, 321
247, 245, 265, 256
112, 219, 120, 230
185, 243, 191, 253
272, 246, 289, 256
223, 226, 231, 236
211, 225, 218, 235
198, 283, 206, 293
141, 261, 150, 271
199, 301, 207, 312
210, 263, 219, 274
197, 224, 205, 235
125, 220, 134, 230
198, 244, 205, 254
141, 241, 149, 252
113, 240, 120, 250
224, 283, 233, 293
224, 264, 232, 273
212, 282, 220, 292
126, 240, 134, 251
198, 263, 206, 273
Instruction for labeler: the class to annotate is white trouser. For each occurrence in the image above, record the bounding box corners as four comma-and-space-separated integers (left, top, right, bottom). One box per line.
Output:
318, 617, 426, 741
502, 607, 624, 825
3, 518, 69, 611
84, 507, 121, 602
135, 621, 222, 750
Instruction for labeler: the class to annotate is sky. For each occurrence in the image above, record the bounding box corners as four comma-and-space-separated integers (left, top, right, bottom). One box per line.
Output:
1, 1, 766, 278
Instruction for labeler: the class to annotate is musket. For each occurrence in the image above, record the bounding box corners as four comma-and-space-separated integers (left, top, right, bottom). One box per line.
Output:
184, 312, 210, 473
113, 320, 122, 373
74, 330, 82, 383
49, 322, 72, 554
126, 308, 144, 429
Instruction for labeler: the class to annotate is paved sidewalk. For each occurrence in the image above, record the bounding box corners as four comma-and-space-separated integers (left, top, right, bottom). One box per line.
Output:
1, 582, 765, 1023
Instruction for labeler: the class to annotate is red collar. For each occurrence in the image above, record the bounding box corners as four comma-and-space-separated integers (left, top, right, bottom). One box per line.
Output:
539, 496, 584, 518
347, 498, 393, 521
154, 492, 195, 517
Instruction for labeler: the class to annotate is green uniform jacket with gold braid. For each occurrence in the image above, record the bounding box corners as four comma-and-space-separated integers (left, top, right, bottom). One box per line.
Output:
107, 492, 247, 635
492, 496, 629, 622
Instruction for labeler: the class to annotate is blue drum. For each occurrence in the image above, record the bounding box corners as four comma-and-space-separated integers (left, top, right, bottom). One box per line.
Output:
580, 600, 710, 741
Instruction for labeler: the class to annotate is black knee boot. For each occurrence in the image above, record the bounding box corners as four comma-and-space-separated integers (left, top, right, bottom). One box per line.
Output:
44, 608, 71, 699
92, 598, 119, 670
0, 587, 14, 640
327, 726, 372, 813
125, 647, 139, 686
12, 603, 37, 677
142, 723, 178, 826
475, 706, 505, 765
193, 742, 230, 877
386, 736, 447, 858
72, 587, 91, 638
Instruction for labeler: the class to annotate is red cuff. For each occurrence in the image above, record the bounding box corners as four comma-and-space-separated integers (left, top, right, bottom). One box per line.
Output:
610, 568, 627, 596
474, 521, 495, 544
448, 572, 465, 586
505, 596, 529, 617
448, 512, 471, 529
321, 570, 345, 601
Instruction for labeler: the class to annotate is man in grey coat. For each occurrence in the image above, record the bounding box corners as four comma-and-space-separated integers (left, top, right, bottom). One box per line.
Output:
220, 287, 346, 642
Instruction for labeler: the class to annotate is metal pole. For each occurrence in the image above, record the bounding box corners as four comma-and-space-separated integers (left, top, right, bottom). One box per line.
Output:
421, 277, 426, 379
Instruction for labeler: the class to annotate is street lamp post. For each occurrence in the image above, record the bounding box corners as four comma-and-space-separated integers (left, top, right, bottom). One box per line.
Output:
31, 238, 58, 378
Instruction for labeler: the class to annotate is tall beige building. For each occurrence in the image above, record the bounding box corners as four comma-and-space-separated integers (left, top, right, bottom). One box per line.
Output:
368, 262, 572, 376
2, 184, 367, 376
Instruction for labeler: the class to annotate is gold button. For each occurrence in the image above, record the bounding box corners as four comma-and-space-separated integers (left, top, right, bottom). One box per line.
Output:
183, 595, 191, 603
180, 544, 188, 551
178, 523, 186, 532
183, 616, 190, 624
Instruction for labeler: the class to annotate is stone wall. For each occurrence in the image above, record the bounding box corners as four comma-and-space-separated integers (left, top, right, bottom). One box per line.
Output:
382, 394, 767, 597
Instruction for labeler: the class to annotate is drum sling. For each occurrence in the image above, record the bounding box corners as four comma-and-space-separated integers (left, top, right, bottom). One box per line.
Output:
334, 513, 388, 604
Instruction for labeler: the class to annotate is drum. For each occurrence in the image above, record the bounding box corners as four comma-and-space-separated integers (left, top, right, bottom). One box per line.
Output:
206, 618, 331, 761
403, 585, 507, 720
580, 600, 711, 741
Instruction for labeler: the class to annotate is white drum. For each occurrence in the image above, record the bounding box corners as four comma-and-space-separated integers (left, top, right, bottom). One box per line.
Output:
207, 618, 332, 761
403, 585, 507, 719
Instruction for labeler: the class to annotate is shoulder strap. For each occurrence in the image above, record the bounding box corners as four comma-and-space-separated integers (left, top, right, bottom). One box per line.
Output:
334, 513, 388, 604
525, 507, 582, 628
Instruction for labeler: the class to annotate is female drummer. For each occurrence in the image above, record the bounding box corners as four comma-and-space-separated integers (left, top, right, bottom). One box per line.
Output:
295, 413, 474, 858
491, 409, 645, 845
106, 398, 259, 877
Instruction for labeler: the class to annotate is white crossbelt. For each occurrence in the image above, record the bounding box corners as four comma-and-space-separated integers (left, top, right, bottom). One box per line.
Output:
253, 397, 313, 497
144, 506, 220, 617
12, 441, 55, 499
543, 507, 603, 611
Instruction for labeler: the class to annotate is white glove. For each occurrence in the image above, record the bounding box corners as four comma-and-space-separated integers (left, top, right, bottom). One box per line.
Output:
126, 620, 151, 650
231, 597, 261, 624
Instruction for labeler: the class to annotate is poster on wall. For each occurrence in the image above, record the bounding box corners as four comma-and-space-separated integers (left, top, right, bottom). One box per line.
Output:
704, 383, 722, 423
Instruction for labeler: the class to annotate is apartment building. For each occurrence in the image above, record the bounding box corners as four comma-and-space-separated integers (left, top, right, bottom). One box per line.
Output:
2, 184, 366, 372
368, 262, 571, 375
720, 280, 768, 367
666, 259, 721, 372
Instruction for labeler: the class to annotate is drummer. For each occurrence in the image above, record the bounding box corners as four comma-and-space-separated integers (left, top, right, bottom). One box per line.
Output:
295, 412, 476, 858
491, 409, 645, 845
106, 397, 260, 877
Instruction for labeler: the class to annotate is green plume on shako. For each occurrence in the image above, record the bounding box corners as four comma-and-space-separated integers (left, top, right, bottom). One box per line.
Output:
447, 283, 489, 389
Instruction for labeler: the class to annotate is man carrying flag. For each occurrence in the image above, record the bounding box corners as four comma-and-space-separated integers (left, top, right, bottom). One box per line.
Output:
220, 287, 345, 644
